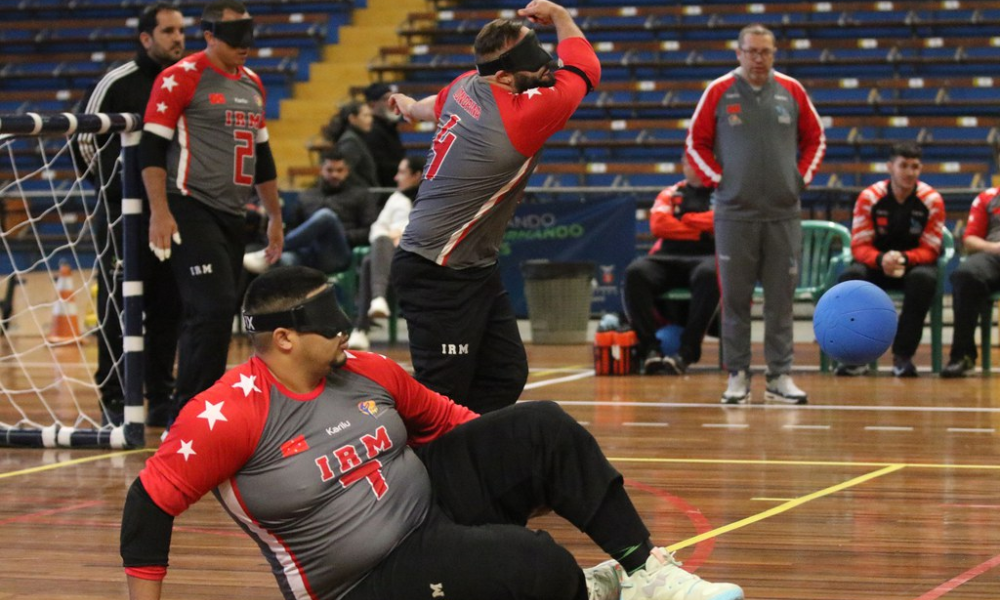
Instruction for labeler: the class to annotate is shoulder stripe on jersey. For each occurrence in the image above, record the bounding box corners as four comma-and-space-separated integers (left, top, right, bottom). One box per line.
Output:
176, 115, 190, 196
217, 480, 317, 600
435, 156, 535, 266
144, 122, 174, 139
79, 61, 140, 163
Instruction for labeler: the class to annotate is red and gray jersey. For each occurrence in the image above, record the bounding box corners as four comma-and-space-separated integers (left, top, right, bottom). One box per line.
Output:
401, 37, 601, 269
686, 69, 825, 221
136, 352, 476, 600
143, 51, 267, 216
964, 187, 1000, 243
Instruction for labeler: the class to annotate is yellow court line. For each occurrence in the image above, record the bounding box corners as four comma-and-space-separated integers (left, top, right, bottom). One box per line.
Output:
0, 448, 153, 480
608, 456, 1000, 470
666, 464, 906, 551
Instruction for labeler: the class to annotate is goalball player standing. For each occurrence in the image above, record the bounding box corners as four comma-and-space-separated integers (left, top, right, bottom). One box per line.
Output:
140, 0, 283, 423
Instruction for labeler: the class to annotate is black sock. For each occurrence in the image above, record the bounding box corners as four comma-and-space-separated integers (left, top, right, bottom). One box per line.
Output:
582, 484, 654, 574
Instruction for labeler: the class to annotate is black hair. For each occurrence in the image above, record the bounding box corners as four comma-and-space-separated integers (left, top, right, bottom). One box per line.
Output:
243, 266, 328, 317
202, 0, 247, 22
320, 149, 347, 164
474, 19, 524, 62
404, 154, 427, 174
889, 141, 923, 161
322, 101, 365, 142
137, 2, 181, 36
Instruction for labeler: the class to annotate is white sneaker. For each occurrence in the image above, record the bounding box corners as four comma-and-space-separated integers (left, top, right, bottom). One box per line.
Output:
242, 249, 269, 274
720, 370, 751, 405
584, 559, 624, 600
367, 296, 391, 319
764, 373, 808, 405
621, 548, 743, 600
347, 329, 370, 350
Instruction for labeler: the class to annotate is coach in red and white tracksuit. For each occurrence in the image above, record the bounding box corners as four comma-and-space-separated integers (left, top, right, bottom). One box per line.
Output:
140, 2, 283, 421
389, 1, 600, 413
685, 24, 825, 404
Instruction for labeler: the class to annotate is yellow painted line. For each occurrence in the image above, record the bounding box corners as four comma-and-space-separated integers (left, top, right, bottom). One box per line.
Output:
667, 464, 905, 551
529, 366, 588, 376
0, 448, 153, 480
608, 456, 1000, 470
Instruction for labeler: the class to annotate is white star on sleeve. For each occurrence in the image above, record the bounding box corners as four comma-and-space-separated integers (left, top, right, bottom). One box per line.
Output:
177, 439, 197, 461
180, 61, 198, 72
232, 373, 261, 397
156, 102, 168, 113
161, 74, 178, 92
197, 400, 228, 431
524, 88, 542, 98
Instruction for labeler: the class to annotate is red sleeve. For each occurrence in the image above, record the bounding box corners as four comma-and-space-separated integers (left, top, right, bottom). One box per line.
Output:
142, 56, 200, 140
850, 183, 884, 268
680, 211, 715, 233
903, 183, 944, 266
649, 182, 703, 243
342, 352, 477, 447
963, 188, 998, 240
777, 75, 826, 186
495, 37, 600, 157
138, 361, 269, 517
685, 76, 732, 187
434, 74, 467, 121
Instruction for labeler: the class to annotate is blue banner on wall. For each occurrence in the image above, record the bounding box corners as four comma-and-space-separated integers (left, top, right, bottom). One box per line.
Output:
499, 196, 636, 318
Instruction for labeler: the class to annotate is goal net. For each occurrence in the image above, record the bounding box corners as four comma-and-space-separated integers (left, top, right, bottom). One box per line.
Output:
0, 112, 144, 448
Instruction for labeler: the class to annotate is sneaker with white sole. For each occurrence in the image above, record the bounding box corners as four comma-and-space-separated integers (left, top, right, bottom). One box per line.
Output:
584, 559, 624, 600
621, 548, 743, 600
242, 249, 269, 274
347, 329, 370, 350
834, 363, 869, 377
367, 296, 391, 319
764, 373, 808, 405
720, 370, 751, 405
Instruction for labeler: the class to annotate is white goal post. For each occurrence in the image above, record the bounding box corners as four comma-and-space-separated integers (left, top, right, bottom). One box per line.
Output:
0, 112, 145, 448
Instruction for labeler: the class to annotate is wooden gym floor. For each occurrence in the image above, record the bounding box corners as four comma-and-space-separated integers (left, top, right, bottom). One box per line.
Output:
0, 337, 998, 599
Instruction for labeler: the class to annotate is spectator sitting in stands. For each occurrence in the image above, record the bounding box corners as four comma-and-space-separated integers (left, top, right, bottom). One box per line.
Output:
244, 149, 377, 275
836, 142, 944, 378
362, 82, 406, 192
623, 161, 719, 375
322, 100, 378, 189
942, 186, 1000, 378
348, 155, 426, 350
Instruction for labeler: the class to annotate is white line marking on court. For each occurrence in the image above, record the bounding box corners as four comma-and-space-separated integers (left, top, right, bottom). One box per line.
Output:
702, 423, 749, 429
554, 400, 1000, 413
865, 426, 915, 432
783, 424, 831, 430
623, 422, 669, 427
947, 427, 995, 433
523, 370, 594, 390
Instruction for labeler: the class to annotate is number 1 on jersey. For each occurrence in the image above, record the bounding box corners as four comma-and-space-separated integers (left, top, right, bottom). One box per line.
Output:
425, 114, 461, 180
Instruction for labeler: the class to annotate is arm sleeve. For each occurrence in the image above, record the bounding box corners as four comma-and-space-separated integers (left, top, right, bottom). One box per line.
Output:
255, 141, 277, 183
649, 184, 703, 242
142, 66, 197, 141
498, 37, 601, 157
139, 133, 171, 170
343, 353, 478, 446
903, 186, 945, 266
792, 82, 826, 186
121, 477, 174, 577
963, 189, 995, 240
850, 185, 882, 268
685, 78, 728, 186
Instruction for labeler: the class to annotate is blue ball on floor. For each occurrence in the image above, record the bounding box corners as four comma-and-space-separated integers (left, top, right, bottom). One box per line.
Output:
813, 280, 897, 365
656, 324, 684, 356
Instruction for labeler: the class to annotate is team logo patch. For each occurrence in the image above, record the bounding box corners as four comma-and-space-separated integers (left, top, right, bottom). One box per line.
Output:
358, 400, 380, 417
281, 435, 309, 458
727, 104, 741, 114
209, 93, 226, 104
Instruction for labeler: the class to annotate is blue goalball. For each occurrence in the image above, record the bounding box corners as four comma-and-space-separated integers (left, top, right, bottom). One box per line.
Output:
813, 280, 898, 365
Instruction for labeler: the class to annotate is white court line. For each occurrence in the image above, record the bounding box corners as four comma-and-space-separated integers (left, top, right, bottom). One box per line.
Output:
865, 426, 915, 431
783, 424, 831, 430
555, 400, 1000, 413
523, 370, 595, 390
702, 423, 749, 429
623, 422, 669, 427
947, 427, 996, 433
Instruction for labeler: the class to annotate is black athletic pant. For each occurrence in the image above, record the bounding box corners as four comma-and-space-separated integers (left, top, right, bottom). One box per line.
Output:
622, 254, 719, 363
949, 251, 1000, 362
166, 195, 245, 419
343, 401, 650, 600
391, 249, 528, 413
838, 262, 937, 358
94, 199, 181, 426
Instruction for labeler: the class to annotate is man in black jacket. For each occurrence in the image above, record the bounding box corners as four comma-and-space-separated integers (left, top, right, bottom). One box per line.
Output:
362, 82, 406, 191
76, 2, 185, 427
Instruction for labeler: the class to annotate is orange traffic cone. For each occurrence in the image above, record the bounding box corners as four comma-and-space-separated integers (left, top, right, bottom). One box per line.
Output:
47, 263, 83, 343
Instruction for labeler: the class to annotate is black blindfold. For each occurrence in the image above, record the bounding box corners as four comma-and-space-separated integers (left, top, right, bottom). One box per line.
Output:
242, 286, 352, 339
476, 30, 556, 76
202, 17, 255, 49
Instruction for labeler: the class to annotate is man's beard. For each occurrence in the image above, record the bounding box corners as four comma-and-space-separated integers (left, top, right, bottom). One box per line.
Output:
513, 71, 556, 93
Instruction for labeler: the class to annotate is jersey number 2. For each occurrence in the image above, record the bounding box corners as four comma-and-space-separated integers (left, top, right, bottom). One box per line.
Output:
234, 130, 255, 186
425, 114, 460, 180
